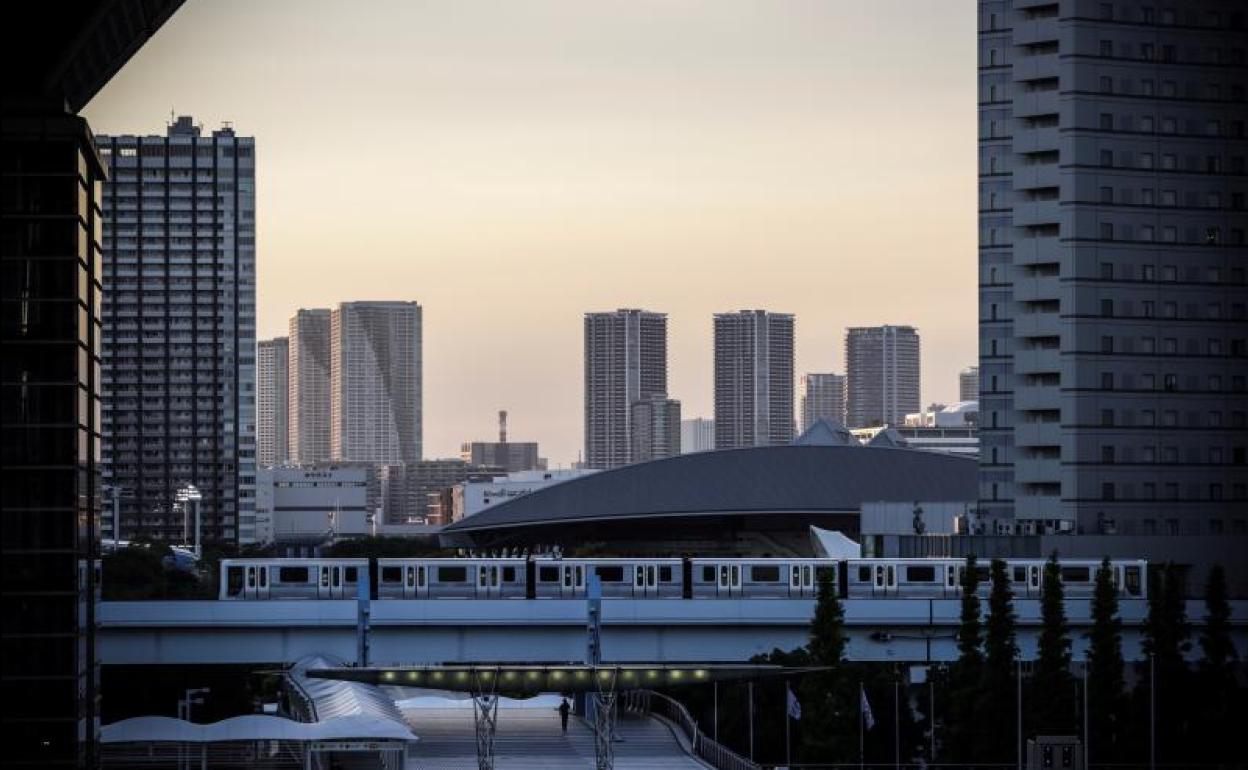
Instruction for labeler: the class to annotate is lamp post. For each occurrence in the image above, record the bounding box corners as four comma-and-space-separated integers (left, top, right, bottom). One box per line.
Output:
175, 485, 203, 558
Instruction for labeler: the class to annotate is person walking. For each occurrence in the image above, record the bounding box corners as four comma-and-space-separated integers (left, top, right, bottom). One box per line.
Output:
558, 697, 571, 733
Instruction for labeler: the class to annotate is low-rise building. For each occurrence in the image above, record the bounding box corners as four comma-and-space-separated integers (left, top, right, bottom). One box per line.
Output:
252, 465, 371, 544
452, 469, 601, 522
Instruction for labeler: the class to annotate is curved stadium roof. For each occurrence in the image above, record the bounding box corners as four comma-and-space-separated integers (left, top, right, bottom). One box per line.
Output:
442, 444, 976, 534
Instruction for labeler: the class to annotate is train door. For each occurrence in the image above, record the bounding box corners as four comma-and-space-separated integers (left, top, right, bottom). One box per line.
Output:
633, 564, 659, 597
789, 564, 815, 598
404, 565, 425, 599
562, 563, 585, 598
717, 563, 742, 597
874, 563, 897, 597
247, 565, 269, 599
1028, 565, 1042, 597
477, 563, 502, 598
318, 564, 345, 599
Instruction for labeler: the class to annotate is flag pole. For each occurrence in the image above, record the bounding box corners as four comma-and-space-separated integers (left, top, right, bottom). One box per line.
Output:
1017, 659, 1023, 770
785, 679, 792, 768
1149, 653, 1156, 770
894, 675, 900, 770
748, 680, 755, 761
1083, 657, 1089, 768
859, 681, 865, 770
713, 681, 718, 742
929, 672, 936, 763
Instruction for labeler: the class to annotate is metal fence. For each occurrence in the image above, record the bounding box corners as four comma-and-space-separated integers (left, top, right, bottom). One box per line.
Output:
623, 689, 763, 770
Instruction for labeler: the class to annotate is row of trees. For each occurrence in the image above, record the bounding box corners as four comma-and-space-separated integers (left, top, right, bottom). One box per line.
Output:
676, 556, 1243, 767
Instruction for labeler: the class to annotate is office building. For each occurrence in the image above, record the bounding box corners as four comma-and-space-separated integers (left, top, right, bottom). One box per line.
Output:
977, 1, 1248, 534
452, 469, 600, 521
959, 365, 980, 402
461, 410, 545, 472
288, 308, 332, 464
330, 301, 422, 464
253, 465, 370, 544
845, 325, 921, 429
800, 373, 846, 431
378, 460, 500, 525
257, 336, 289, 467
713, 310, 796, 448
680, 418, 716, 454
630, 397, 682, 462
97, 116, 256, 544
584, 309, 668, 469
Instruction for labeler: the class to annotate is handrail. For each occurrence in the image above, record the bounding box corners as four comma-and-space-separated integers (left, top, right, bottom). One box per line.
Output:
623, 689, 762, 770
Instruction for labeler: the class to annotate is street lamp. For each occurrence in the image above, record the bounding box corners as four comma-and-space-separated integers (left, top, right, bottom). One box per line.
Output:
177, 687, 211, 721
176, 485, 203, 558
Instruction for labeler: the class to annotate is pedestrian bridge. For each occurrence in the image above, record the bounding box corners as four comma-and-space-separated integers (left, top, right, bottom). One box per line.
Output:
98, 597, 1247, 666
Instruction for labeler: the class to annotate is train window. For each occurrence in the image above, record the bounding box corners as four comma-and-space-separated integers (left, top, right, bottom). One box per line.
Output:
1013, 567, 1026, 582
381, 566, 401, 583
502, 567, 516, 582
417, 566, 426, 586
597, 566, 625, 583
227, 567, 244, 596
345, 567, 358, 583
278, 567, 309, 583
478, 568, 488, 587
1060, 566, 1091, 583
1124, 567, 1141, 595
702, 566, 715, 582
752, 566, 781, 583
332, 568, 341, 587
857, 566, 871, 582
539, 567, 559, 582
321, 568, 330, 588
438, 566, 468, 583
906, 566, 936, 583
259, 569, 267, 587
659, 566, 673, 582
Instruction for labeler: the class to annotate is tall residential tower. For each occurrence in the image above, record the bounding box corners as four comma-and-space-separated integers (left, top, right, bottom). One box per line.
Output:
257, 336, 289, 467
288, 308, 331, 464
845, 325, 921, 429
977, 0, 1247, 534
98, 116, 256, 543
584, 309, 669, 469
713, 310, 796, 448
800, 373, 847, 430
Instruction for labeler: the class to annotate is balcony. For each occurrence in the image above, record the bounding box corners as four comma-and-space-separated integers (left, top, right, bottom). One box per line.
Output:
1013, 126, 1059, 155
1014, 347, 1060, 374
1015, 421, 1061, 447
1012, 53, 1057, 83
1015, 458, 1062, 484
1013, 276, 1060, 304
1013, 384, 1060, 412
1013, 235, 1060, 266
1012, 17, 1058, 48
1012, 200, 1060, 228
1014, 495, 1066, 522
1013, 163, 1059, 191
1013, 90, 1058, 119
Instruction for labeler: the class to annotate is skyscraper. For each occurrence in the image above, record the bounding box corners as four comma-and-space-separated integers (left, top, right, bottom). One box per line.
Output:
845, 325, 921, 429
583, 309, 668, 469
630, 397, 682, 462
800, 373, 846, 430
257, 336, 289, 467
977, 1, 1248, 534
713, 310, 796, 448
330, 301, 422, 464
288, 308, 332, 465
680, 417, 716, 453
97, 116, 256, 544
959, 365, 980, 403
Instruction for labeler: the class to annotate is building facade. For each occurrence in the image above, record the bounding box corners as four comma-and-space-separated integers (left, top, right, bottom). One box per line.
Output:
845, 325, 921, 429
257, 336, 289, 467
959, 365, 980, 402
378, 460, 500, 525
630, 397, 682, 462
452, 469, 600, 521
583, 309, 669, 469
461, 410, 544, 471
288, 308, 331, 465
800, 372, 847, 430
330, 301, 422, 464
97, 116, 256, 544
713, 310, 796, 448
977, 0, 1248, 534
680, 417, 715, 453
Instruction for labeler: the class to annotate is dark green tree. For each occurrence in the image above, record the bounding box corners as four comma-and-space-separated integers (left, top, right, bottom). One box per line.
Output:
940, 554, 982, 762
1030, 551, 1075, 735
1086, 557, 1126, 764
977, 557, 1019, 763
1138, 563, 1192, 764
799, 567, 855, 762
1194, 565, 1240, 763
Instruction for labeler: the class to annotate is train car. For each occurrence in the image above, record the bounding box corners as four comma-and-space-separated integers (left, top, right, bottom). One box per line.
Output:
845, 558, 962, 599
530, 558, 683, 598
219, 558, 368, 600
689, 558, 835, 599
377, 558, 527, 599
942, 558, 1147, 600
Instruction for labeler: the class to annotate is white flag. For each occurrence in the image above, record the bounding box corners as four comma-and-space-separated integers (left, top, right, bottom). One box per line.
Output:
860, 685, 875, 730
786, 685, 802, 721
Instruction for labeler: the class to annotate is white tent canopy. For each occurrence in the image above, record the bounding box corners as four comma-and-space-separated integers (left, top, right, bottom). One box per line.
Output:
102, 713, 416, 744
809, 526, 861, 559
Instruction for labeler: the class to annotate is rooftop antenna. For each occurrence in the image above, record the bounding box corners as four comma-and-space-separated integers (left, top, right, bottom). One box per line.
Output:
498, 410, 508, 444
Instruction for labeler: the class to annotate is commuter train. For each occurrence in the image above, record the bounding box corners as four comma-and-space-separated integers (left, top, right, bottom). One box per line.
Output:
218, 556, 1147, 602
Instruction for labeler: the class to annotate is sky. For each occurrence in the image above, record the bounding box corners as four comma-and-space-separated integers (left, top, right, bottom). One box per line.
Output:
83, 0, 976, 467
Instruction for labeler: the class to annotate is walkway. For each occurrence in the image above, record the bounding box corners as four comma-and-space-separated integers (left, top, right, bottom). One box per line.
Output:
403, 703, 709, 769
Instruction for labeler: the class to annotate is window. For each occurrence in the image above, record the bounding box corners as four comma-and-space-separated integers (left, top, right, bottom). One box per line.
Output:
1100, 262, 1114, 280
857, 566, 871, 582
1101, 149, 1114, 167
278, 566, 309, 583
539, 566, 560, 582
751, 566, 781, 583
1101, 483, 1115, 501
659, 566, 673, 582
1101, 299, 1114, 317
906, 566, 937, 583
380, 566, 401, 583
1100, 186, 1114, 203
596, 566, 624, 582
1100, 76, 1114, 93
1102, 445, 1116, 463
1061, 567, 1092, 583
1100, 113, 1114, 130
1101, 409, 1115, 426
1101, 335, 1114, 353
701, 566, 715, 582
438, 566, 468, 583
1100, 40, 1113, 57
1101, 372, 1114, 390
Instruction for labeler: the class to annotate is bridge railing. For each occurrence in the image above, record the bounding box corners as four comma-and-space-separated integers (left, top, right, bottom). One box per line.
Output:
623, 689, 762, 770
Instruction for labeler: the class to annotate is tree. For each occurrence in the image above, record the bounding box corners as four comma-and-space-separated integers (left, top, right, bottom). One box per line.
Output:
940, 554, 983, 763
977, 557, 1018, 763
808, 566, 846, 665
799, 567, 855, 762
1194, 565, 1240, 763
1086, 557, 1126, 763
1031, 551, 1074, 735
1138, 563, 1192, 763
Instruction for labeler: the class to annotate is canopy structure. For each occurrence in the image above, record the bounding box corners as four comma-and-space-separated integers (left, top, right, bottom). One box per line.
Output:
101, 713, 415, 744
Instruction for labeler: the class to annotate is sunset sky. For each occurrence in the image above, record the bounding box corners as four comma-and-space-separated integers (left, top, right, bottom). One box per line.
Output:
83, 0, 977, 466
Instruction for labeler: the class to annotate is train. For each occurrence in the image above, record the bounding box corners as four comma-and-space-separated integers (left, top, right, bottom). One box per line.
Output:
218, 556, 1147, 602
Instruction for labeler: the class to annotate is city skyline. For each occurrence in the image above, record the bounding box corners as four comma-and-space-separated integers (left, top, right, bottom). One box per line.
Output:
80, 0, 977, 466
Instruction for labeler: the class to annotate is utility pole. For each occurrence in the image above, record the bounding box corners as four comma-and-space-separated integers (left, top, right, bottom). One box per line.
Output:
1017, 660, 1023, 770
1149, 653, 1156, 770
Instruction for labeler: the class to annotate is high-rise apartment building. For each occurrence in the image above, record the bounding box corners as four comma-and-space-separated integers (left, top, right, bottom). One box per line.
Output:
630, 397, 682, 462
257, 336, 289, 467
959, 365, 980, 402
978, 1, 1248, 534
330, 301, 422, 464
288, 308, 332, 464
583, 309, 669, 469
713, 310, 796, 448
845, 325, 921, 429
800, 373, 847, 430
680, 417, 716, 453
97, 116, 256, 543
